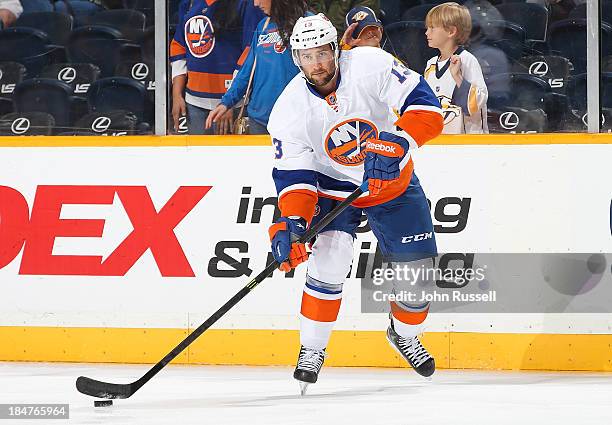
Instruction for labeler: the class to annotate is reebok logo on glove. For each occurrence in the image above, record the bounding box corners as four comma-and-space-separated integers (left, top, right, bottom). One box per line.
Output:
365, 140, 404, 157
366, 141, 396, 153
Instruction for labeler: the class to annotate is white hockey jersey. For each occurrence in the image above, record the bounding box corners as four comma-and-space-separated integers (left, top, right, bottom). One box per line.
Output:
424, 47, 488, 134
267, 47, 443, 220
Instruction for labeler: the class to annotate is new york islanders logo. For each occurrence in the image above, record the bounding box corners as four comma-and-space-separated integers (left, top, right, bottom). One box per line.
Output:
325, 119, 378, 166
325, 92, 338, 112
185, 15, 215, 58
274, 40, 286, 53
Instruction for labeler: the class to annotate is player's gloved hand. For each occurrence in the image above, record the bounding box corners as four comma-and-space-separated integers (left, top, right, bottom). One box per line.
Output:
269, 216, 309, 272
363, 131, 410, 196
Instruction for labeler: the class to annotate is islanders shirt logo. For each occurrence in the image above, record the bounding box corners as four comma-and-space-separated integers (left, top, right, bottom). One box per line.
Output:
258, 30, 286, 54
185, 15, 215, 58
325, 119, 378, 166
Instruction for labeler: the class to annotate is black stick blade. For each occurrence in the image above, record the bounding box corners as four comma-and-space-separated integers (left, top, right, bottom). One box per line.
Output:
76, 376, 135, 399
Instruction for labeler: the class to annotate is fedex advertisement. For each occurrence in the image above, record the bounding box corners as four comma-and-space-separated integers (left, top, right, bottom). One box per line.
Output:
0, 144, 610, 333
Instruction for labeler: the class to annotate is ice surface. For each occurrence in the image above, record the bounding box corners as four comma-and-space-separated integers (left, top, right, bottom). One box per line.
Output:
1, 362, 611, 425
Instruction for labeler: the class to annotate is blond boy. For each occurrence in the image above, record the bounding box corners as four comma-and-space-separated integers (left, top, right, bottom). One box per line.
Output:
424, 2, 488, 133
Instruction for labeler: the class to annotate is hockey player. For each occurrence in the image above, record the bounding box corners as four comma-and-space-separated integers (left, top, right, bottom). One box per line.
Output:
266, 14, 444, 394
424, 2, 488, 133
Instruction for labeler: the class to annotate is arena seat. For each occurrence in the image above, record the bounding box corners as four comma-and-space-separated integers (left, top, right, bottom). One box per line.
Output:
83, 9, 147, 42
488, 71, 552, 110
564, 73, 612, 131
40, 62, 101, 120
139, 26, 155, 62
379, 0, 402, 25
87, 77, 152, 124
40, 62, 101, 96
74, 109, 140, 135
566, 73, 612, 111
0, 99, 12, 116
490, 72, 576, 130
479, 20, 526, 61
548, 19, 612, 75
488, 106, 547, 133
384, 21, 437, 73
16, 12, 74, 45
513, 55, 571, 94
0, 111, 55, 135
13, 78, 77, 131
67, 26, 141, 77
114, 60, 155, 100
0, 61, 26, 114
0, 27, 64, 77
495, 3, 548, 42
122, 0, 154, 26
401, 4, 435, 22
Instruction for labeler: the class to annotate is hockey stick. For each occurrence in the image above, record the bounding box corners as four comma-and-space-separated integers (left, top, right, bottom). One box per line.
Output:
76, 180, 369, 399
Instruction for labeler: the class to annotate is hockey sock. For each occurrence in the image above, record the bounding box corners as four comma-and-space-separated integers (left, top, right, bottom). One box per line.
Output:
300, 276, 343, 350
390, 300, 430, 339
299, 230, 353, 350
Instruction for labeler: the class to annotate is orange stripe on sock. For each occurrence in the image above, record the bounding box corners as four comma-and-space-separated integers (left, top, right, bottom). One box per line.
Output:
301, 291, 341, 322
391, 301, 429, 325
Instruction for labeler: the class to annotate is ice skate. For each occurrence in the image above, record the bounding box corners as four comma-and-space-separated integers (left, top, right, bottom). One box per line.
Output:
386, 324, 435, 378
293, 345, 325, 395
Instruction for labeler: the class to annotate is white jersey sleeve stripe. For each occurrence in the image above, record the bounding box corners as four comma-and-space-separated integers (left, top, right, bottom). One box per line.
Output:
279, 183, 318, 198
404, 104, 443, 114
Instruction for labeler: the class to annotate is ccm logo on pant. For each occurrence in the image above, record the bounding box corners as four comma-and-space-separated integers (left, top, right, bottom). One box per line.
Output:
401, 232, 433, 244
0, 185, 211, 276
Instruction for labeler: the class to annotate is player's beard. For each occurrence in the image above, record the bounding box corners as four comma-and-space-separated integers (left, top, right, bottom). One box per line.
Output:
306, 65, 336, 87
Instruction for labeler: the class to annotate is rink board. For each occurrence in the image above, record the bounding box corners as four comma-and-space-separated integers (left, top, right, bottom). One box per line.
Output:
0, 134, 611, 370
3, 327, 612, 371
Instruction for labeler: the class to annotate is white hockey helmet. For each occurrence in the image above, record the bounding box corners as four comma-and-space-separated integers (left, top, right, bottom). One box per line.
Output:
290, 13, 339, 68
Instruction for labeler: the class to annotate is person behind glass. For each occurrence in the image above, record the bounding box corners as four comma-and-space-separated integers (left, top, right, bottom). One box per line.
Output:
424, 2, 488, 134
170, 0, 265, 135
16, 0, 105, 25
340, 6, 383, 50
205, 0, 309, 135
0, 0, 22, 27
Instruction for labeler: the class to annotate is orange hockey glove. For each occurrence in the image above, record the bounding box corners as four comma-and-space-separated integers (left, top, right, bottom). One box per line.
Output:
269, 217, 309, 272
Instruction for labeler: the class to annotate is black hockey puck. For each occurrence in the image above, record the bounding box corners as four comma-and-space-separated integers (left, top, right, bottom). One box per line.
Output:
94, 400, 113, 407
